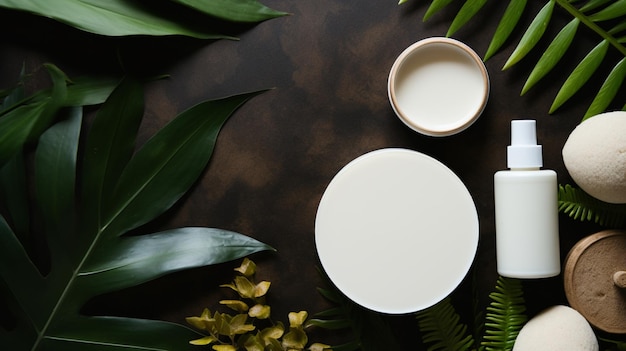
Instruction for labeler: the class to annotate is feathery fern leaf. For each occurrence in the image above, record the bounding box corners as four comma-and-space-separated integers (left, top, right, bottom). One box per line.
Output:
481, 277, 527, 351
416, 297, 475, 351
406, 0, 626, 119
558, 184, 626, 227
310, 271, 403, 351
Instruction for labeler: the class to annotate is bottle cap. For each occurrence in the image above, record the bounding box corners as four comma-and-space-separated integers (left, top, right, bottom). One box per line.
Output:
507, 120, 543, 169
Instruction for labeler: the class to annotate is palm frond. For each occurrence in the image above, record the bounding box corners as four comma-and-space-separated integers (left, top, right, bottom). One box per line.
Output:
558, 184, 626, 227
409, 0, 626, 119
416, 297, 475, 351
481, 277, 527, 351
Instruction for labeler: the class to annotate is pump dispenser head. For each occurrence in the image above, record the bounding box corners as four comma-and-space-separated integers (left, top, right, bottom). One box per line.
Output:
507, 120, 543, 169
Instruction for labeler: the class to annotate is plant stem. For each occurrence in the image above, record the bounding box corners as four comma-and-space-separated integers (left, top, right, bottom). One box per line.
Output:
555, 0, 626, 56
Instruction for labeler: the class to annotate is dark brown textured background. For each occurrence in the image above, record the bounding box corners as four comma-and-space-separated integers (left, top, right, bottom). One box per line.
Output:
0, 0, 623, 348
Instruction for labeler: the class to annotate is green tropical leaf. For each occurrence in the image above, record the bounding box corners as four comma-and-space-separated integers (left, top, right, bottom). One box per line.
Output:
580, 0, 615, 13
484, 0, 527, 61
0, 71, 273, 350
35, 107, 82, 248
80, 77, 145, 245
423, 0, 456, 22
558, 184, 626, 227
521, 18, 580, 95
481, 277, 527, 351
170, 0, 288, 23
589, 0, 626, 21
416, 297, 475, 351
100, 90, 265, 238
0, 64, 66, 167
550, 39, 609, 113
503, 0, 555, 70
0, 0, 227, 38
447, 0, 489, 37
584, 57, 626, 119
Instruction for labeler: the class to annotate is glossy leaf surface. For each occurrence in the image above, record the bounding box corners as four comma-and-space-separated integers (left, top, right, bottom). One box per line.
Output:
0, 0, 259, 38
171, 0, 287, 22
0, 75, 273, 350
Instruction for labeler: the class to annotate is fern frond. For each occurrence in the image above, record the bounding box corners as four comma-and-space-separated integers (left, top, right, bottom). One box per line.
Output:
558, 184, 626, 227
416, 297, 475, 351
481, 277, 527, 351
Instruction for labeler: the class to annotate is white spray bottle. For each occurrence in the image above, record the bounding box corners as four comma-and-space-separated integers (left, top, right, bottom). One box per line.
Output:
494, 120, 560, 278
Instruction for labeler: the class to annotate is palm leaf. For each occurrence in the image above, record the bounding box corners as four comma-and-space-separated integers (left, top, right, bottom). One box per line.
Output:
447, 0, 489, 37
0, 71, 274, 350
416, 297, 475, 351
413, 0, 626, 119
481, 277, 527, 351
521, 18, 581, 95
484, 0, 528, 61
583, 56, 626, 119
558, 184, 626, 227
503, 1, 555, 70
550, 39, 609, 113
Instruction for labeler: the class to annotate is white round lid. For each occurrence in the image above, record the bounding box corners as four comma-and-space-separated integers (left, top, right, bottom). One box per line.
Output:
315, 148, 479, 314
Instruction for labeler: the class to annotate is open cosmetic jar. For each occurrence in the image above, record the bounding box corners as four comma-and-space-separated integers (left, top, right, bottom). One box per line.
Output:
388, 37, 489, 136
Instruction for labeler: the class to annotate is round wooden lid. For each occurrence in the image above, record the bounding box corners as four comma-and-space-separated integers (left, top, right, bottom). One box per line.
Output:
564, 229, 626, 334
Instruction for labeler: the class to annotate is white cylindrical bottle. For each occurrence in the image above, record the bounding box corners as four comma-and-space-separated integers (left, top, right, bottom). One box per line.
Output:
494, 120, 560, 278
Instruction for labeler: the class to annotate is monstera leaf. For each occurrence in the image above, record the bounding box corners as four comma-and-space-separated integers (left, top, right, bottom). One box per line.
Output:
0, 0, 287, 38
0, 66, 273, 350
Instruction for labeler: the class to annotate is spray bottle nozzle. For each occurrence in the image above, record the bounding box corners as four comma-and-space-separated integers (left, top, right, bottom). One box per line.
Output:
507, 120, 543, 169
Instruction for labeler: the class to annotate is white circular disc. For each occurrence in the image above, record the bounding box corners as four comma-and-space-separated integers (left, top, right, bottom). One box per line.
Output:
315, 148, 479, 314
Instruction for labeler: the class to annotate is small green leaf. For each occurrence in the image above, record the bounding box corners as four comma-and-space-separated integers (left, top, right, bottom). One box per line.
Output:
423, 0, 456, 21
550, 39, 609, 113
589, 0, 626, 21
503, 0, 555, 70
580, 0, 615, 13
521, 18, 580, 95
170, 0, 287, 23
447, 0, 488, 37
484, 0, 527, 61
584, 57, 626, 120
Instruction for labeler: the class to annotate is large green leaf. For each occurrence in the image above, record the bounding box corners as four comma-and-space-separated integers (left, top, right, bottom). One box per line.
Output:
0, 74, 273, 350
170, 0, 288, 23
0, 0, 224, 38
100, 90, 265, 238
0, 0, 284, 38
